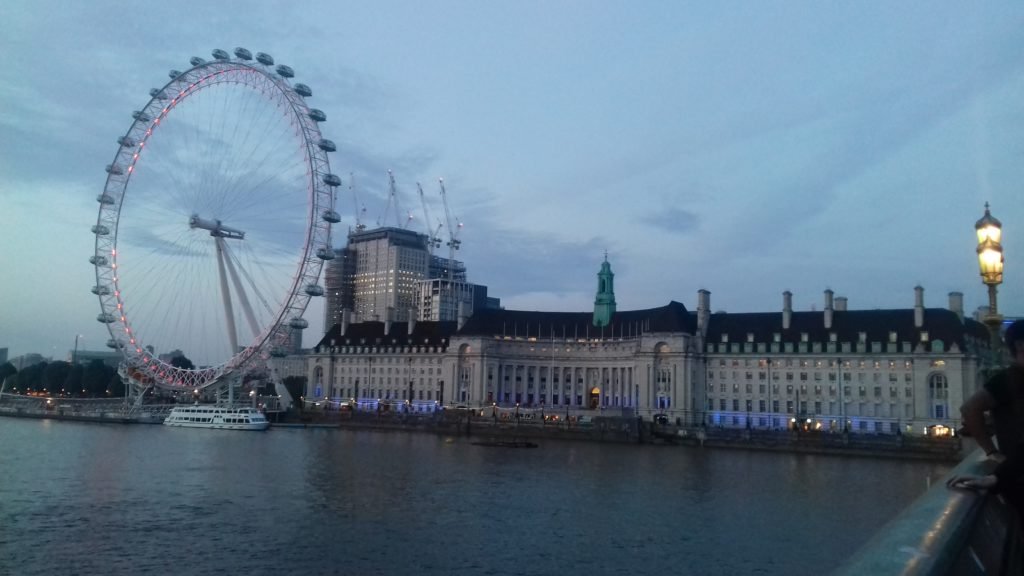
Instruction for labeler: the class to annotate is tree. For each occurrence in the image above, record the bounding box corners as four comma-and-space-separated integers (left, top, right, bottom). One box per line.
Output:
170, 355, 195, 370
0, 362, 16, 391
43, 361, 71, 394
83, 360, 111, 397
107, 372, 126, 397
282, 376, 307, 406
64, 364, 84, 396
13, 362, 46, 393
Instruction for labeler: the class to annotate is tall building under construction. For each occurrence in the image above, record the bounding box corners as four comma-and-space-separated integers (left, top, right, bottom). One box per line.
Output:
323, 227, 495, 331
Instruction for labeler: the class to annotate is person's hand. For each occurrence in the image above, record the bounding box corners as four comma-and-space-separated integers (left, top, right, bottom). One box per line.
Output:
947, 474, 997, 490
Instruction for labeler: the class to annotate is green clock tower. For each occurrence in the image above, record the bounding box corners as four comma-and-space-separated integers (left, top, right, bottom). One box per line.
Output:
592, 254, 617, 327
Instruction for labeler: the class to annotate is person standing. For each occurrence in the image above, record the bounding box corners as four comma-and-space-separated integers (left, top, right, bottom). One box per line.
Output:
949, 320, 1024, 522
960, 320, 1024, 461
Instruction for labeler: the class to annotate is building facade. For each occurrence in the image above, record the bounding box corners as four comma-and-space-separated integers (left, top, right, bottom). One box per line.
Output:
305, 260, 994, 435
701, 288, 988, 435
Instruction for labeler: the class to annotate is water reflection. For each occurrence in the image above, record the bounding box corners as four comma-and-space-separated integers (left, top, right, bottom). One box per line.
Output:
0, 419, 949, 575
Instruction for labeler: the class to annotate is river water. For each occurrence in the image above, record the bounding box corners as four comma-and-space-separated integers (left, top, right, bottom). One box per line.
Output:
0, 418, 951, 575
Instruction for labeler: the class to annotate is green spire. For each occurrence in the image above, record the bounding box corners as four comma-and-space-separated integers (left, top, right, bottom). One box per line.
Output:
593, 252, 616, 327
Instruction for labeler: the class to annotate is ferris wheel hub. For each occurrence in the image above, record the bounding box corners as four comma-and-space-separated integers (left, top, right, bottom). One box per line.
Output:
189, 213, 245, 239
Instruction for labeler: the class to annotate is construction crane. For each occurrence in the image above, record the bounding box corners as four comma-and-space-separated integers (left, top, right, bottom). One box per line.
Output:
379, 170, 412, 228
417, 182, 443, 255
349, 173, 367, 233
438, 178, 462, 291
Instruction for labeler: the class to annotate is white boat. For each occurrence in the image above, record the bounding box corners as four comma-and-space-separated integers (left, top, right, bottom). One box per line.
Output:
163, 404, 270, 431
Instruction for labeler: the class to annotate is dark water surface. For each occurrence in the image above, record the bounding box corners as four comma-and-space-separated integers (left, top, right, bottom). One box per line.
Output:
0, 419, 951, 575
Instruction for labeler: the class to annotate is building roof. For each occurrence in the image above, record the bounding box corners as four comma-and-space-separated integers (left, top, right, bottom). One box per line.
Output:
457, 301, 696, 338
315, 320, 458, 350
705, 307, 987, 352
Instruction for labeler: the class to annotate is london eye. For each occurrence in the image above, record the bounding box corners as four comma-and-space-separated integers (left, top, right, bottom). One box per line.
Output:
91, 48, 341, 392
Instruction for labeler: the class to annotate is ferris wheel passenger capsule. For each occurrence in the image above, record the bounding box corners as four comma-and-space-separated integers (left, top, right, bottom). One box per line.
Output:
132, 111, 151, 122
308, 109, 326, 122
304, 284, 325, 297
149, 88, 167, 100
316, 247, 335, 260
318, 139, 336, 152
255, 52, 274, 66
190, 57, 206, 67
89, 255, 109, 267
322, 209, 341, 223
212, 49, 230, 61
106, 164, 124, 175
233, 47, 252, 60
276, 65, 294, 78
169, 69, 181, 79
97, 193, 115, 205
289, 317, 309, 330
322, 173, 341, 187
117, 136, 136, 148
294, 83, 312, 97
97, 313, 116, 324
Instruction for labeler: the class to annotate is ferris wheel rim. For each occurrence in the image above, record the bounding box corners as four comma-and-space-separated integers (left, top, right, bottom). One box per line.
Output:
91, 50, 337, 391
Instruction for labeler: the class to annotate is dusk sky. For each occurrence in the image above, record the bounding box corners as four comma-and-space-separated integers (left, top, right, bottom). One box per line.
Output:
2, 1, 1023, 360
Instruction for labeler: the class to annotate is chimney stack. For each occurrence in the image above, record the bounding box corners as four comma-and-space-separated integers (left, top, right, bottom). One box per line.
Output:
384, 306, 394, 335
697, 289, 711, 334
457, 301, 469, 331
408, 308, 417, 335
948, 291, 964, 322
824, 289, 834, 330
835, 297, 847, 312
783, 291, 792, 330
914, 286, 924, 328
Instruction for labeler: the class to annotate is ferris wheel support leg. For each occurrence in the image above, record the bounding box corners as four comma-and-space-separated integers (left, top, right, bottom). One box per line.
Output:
127, 384, 151, 416
215, 237, 240, 355
220, 240, 261, 340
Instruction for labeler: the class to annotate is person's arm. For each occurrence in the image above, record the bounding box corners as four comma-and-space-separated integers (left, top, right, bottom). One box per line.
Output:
961, 388, 999, 456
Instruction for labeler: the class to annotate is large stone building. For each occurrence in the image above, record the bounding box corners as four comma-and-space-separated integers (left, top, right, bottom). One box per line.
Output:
306, 259, 996, 435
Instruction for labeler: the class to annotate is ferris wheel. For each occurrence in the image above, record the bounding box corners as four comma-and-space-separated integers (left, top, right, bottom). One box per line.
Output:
90, 48, 341, 391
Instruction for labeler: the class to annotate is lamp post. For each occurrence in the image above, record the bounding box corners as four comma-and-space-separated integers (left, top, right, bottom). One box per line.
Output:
975, 202, 1004, 359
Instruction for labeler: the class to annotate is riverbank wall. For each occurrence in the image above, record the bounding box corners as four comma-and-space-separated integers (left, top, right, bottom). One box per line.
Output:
0, 404, 962, 461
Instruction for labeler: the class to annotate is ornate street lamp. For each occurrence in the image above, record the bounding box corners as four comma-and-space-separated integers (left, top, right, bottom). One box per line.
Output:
975, 202, 1004, 347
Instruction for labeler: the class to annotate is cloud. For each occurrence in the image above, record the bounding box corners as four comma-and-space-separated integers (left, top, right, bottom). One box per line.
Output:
640, 207, 699, 236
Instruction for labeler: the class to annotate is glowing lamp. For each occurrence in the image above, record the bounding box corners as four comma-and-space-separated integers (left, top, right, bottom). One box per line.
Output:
975, 202, 1004, 286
